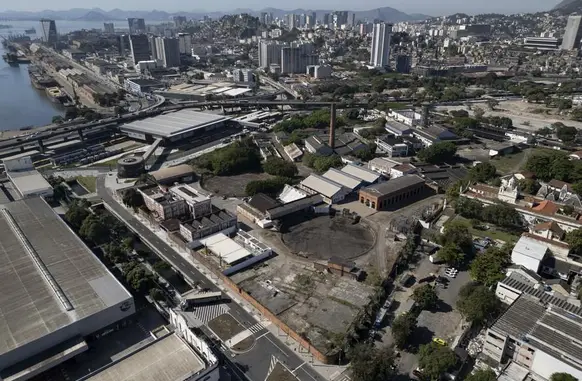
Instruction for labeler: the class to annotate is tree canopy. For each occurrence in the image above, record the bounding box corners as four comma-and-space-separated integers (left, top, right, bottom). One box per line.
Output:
469, 162, 497, 183
566, 229, 582, 256
524, 150, 582, 183
455, 198, 524, 230
456, 282, 500, 324
194, 138, 262, 175
65, 199, 91, 230
412, 284, 439, 311
437, 244, 465, 266
263, 157, 298, 178
466, 369, 497, 381
391, 313, 417, 349
417, 142, 457, 164
470, 246, 511, 285
418, 342, 458, 381
303, 153, 343, 173
122, 188, 145, 210
550, 373, 579, 381
440, 220, 473, 251
245, 177, 290, 196
349, 343, 396, 381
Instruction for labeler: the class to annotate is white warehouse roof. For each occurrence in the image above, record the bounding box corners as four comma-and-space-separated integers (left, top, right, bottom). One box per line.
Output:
341, 163, 381, 183
199, 233, 252, 265
322, 168, 362, 191
300, 174, 345, 199
121, 110, 229, 138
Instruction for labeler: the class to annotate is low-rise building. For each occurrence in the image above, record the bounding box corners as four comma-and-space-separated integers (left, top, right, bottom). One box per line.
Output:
322, 168, 363, 192
340, 163, 382, 185
3, 156, 53, 199
388, 109, 421, 127
376, 135, 409, 157
299, 174, 349, 204
179, 208, 237, 243
391, 163, 417, 178
368, 157, 403, 176
125, 78, 165, 96
358, 175, 426, 211
511, 235, 550, 273
413, 125, 458, 147
139, 185, 188, 220
169, 184, 211, 218
482, 293, 582, 381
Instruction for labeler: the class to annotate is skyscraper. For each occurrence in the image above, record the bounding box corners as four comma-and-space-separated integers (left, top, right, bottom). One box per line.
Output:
155, 37, 180, 68
561, 15, 582, 50
323, 13, 330, 26
128, 18, 146, 35
306, 12, 316, 28
260, 12, 268, 24
148, 35, 158, 60
129, 34, 151, 64
173, 16, 187, 27
39, 19, 57, 47
332, 11, 348, 29
370, 23, 392, 68
177, 33, 192, 55
259, 40, 282, 68
103, 22, 115, 34
281, 43, 318, 74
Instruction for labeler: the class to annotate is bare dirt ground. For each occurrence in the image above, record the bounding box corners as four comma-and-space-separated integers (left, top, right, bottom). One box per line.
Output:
281, 215, 375, 261
202, 172, 273, 198
438, 100, 582, 132
207, 313, 246, 341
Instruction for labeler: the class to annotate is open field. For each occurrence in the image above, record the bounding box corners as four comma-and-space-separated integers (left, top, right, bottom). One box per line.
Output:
76, 175, 96, 193
448, 215, 520, 244
281, 215, 375, 261
202, 172, 273, 197
437, 100, 582, 132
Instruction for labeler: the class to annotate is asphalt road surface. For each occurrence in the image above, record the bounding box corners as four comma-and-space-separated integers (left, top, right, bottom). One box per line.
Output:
96, 176, 325, 381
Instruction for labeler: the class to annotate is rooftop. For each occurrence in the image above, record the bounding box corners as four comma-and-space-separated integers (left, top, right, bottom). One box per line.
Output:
341, 164, 381, 184
182, 209, 236, 233
360, 175, 425, 197
150, 164, 194, 183
122, 110, 229, 138
7, 170, 52, 196
322, 168, 362, 191
83, 332, 205, 381
512, 236, 549, 261
169, 185, 209, 205
0, 198, 132, 358
199, 233, 252, 265
300, 174, 344, 199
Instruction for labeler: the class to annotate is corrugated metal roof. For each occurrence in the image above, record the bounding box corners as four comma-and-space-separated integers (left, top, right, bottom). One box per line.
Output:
300, 174, 344, 198
322, 168, 362, 190
341, 164, 381, 183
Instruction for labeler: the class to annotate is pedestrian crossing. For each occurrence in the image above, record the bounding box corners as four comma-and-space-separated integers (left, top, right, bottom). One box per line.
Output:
248, 321, 269, 334
191, 303, 229, 324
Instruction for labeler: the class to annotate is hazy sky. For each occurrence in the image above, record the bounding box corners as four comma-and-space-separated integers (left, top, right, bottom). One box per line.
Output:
1, 0, 560, 16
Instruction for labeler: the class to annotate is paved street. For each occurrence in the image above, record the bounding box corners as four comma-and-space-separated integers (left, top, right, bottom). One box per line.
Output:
96, 176, 326, 381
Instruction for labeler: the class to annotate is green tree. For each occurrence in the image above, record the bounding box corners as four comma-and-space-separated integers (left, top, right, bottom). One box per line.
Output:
412, 284, 439, 310
556, 124, 578, 144
262, 157, 298, 177
518, 179, 541, 195
418, 342, 458, 381
122, 188, 145, 210
245, 177, 290, 196
441, 220, 473, 250
105, 243, 126, 264
313, 155, 343, 173
372, 78, 386, 93
551, 156, 574, 181
466, 369, 497, 381
79, 214, 110, 244
349, 343, 396, 381
64, 199, 91, 230
153, 260, 171, 273
469, 162, 497, 183
566, 229, 582, 256
470, 246, 511, 285
125, 263, 155, 294
437, 244, 464, 266
550, 373, 578, 381
473, 106, 485, 119
391, 313, 417, 349
149, 288, 165, 301
456, 282, 500, 324
417, 142, 457, 164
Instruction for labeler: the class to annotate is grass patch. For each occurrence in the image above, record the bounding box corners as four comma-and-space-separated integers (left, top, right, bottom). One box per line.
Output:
449, 215, 519, 244
76, 176, 96, 193
491, 150, 527, 174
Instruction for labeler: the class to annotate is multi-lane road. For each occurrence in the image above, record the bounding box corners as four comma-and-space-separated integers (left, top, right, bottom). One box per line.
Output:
96, 176, 327, 381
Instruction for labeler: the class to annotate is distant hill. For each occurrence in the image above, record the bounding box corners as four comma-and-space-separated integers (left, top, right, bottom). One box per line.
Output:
0, 6, 430, 23
552, 0, 582, 12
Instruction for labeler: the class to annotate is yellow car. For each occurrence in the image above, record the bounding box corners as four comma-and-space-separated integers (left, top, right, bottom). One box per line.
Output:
433, 337, 447, 346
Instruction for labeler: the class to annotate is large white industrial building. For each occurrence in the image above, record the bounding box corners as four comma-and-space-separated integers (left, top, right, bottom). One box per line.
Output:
0, 198, 134, 381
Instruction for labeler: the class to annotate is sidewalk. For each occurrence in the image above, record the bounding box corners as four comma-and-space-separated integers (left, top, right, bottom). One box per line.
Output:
104, 176, 349, 380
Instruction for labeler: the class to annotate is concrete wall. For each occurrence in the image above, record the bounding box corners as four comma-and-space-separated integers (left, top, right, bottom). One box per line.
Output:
531, 348, 582, 380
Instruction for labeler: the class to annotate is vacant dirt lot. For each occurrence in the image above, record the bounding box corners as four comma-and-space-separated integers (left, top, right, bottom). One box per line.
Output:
281, 215, 375, 261
202, 172, 272, 197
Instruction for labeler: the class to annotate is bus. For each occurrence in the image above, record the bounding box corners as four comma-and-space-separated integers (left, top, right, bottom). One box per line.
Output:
180, 291, 223, 310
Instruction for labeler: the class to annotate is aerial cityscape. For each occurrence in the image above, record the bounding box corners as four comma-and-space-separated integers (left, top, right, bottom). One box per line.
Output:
2, 1, 582, 381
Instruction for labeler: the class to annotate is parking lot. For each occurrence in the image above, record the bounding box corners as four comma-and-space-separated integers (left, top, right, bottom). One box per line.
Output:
376, 250, 472, 376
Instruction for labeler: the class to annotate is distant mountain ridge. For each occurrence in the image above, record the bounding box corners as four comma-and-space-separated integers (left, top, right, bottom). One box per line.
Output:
552, 0, 582, 12
0, 7, 430, 23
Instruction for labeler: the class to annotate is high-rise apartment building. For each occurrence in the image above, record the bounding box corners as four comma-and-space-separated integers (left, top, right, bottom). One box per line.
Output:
281, 43, 318, 74
561, 15, 582, 50
259, 40, 282, 68
128, 18, 146, 35
173, 16, 187, 27
332, 11, 348, 29
118, 34, 129, 56
396, 55, 412, 73
129, 34, 151, 64
103, 22, 115, 34
177, 33, 192, 55
155, 37, 180, 68
323, 13, 330, 26
287, 14, 298, 30
360, 23, 373, 36
260, 12, 268, 24
370, 23, 392, 68
148, 35, 158, 61
39, 19, 57, 47
306, 12, 316, 27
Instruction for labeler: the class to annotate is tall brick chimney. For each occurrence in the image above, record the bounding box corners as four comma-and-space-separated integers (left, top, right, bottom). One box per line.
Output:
329, 103, 336, 149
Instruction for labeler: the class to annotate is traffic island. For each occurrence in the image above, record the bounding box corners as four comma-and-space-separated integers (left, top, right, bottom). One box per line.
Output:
207, 313, 246, 341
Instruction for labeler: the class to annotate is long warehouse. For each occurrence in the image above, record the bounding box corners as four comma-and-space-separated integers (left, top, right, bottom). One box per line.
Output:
0, 198, 135, 381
